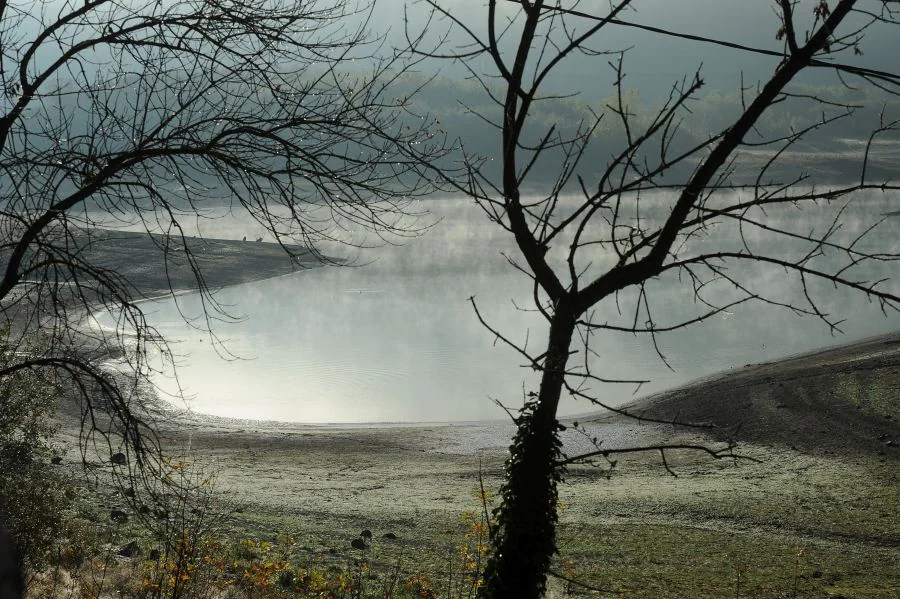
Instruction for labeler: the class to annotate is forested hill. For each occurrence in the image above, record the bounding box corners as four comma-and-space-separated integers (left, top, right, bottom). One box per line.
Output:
394, 74, 900, 189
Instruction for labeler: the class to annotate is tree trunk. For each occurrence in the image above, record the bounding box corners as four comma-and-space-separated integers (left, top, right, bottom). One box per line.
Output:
480, 304, 576, 598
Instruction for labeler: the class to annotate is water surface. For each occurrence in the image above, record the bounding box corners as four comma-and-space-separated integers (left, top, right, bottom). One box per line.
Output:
97, 192, 900, 422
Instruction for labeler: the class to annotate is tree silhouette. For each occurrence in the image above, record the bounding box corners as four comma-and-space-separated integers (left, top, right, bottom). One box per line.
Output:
0, 0, 451, 505
409, 1, 900, 596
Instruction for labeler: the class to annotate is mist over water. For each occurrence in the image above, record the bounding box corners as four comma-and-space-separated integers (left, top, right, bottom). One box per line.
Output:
96, 192, 900, 423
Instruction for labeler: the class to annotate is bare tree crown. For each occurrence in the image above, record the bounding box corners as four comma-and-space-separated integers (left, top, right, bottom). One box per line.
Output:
1, 0, 452, 499
408, 1, 899, 596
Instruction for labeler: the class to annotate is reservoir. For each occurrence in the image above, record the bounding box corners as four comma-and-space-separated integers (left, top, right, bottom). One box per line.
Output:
94, 191, 900, 423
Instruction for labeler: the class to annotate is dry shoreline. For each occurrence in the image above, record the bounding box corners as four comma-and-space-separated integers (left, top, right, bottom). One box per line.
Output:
128, 330, 898, 597
157, 327, 899, 459
47, 232, 899, 597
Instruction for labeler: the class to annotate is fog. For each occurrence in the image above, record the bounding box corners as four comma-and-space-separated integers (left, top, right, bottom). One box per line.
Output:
91, 190, 900, 423
15, 0, 900, 423
391, 0, 899, 100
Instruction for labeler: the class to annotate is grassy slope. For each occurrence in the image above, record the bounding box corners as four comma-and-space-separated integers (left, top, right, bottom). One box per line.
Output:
127, 333, 897, 598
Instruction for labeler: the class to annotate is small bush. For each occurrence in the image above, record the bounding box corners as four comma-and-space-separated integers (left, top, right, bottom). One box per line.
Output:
0, 334, 72, 579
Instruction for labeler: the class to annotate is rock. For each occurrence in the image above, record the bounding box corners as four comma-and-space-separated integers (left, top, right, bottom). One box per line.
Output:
382, 532, 398, 540
350, 538, 367, 551
118, 541, 139, 558
110, 510, 128, 523
110, 453, 127, 465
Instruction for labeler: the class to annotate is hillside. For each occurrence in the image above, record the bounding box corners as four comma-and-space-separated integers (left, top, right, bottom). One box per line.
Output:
593, 331, 900, 457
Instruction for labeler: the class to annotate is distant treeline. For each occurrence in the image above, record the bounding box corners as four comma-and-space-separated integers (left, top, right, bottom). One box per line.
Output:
391, 73, 900, 189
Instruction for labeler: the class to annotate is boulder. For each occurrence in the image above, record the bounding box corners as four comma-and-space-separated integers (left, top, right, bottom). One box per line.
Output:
118, 541, 139, 558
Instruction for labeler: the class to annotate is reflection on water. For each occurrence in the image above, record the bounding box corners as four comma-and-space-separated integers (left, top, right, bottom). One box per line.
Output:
100, 192, 900, 423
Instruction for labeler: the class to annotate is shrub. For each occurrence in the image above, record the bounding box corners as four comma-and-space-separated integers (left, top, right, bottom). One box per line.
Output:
0, 334, 72, 579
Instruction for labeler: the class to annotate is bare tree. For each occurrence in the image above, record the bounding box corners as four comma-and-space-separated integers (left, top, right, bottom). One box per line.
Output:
409, 0, 900, 596
0, 0, 451, 505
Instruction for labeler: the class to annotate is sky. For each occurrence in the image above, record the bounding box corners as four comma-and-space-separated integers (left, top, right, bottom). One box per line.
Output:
380, 0, 898, 100
13, 0, 896, 101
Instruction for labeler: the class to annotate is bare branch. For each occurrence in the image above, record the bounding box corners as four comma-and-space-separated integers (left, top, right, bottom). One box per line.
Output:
557, 442, 760, 469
